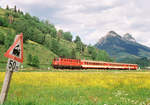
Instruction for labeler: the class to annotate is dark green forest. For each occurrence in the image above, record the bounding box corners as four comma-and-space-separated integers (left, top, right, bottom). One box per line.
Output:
0, 6, 113, 69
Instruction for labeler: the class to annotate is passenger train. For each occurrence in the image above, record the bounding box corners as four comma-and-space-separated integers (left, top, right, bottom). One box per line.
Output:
52, 58, 138, 70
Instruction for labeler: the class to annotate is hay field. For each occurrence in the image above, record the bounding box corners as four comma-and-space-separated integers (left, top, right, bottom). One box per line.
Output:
0, 72, 150, 105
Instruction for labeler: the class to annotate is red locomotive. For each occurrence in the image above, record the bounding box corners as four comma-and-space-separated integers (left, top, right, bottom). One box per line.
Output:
52, 58, 81, 69
52, 58, 138, 70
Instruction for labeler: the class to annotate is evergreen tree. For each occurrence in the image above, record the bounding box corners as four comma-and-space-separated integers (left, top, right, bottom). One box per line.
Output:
50, 27, 57, 38
76, 41, 82, 52
14, 5, 17, 12
24, 13, 31, 19
6, 5, 9, 10
87, 45, 94, 54
74, 36, 81, 43
63, 32, 72, 41
18, 9, 20, 13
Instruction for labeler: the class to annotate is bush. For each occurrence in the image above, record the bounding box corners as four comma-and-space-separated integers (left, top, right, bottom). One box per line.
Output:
27, 54, 32, 65
71, 48, 76, 59
58, 46, 71, 58
0, 16, 9, 27
63, 32, 72, 42
51, 39, 60, 54
27, 54, 40, 67
32, 56, 40, 67
4, 32, 15, 49
0, 32, 5, 44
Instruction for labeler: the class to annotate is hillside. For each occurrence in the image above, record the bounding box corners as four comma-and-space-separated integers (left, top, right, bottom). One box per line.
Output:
0, 40, 57, 69
95, 31, 150, 66
0, 7, 112, 70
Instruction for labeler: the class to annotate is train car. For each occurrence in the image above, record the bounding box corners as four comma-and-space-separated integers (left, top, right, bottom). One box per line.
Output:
81, 60, 138, 70
52, 58, 81, 69
52, 58, 138, 70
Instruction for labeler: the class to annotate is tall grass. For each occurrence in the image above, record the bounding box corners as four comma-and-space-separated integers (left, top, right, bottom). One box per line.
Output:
0, 72, 150, 105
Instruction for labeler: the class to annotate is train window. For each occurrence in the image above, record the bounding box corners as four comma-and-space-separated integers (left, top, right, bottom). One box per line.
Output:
56, 58, 59, 61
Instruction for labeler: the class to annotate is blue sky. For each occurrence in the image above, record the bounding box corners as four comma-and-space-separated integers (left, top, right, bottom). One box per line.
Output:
0, 0, 150, 46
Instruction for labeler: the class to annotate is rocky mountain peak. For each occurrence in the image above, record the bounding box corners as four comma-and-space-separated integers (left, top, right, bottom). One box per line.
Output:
123, 33, 136, 42
97, 31, 121, 45
106, 31, 120, 37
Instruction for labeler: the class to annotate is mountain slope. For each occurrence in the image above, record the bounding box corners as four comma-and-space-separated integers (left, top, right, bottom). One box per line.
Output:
0, 40, 57, 69
95, 31, 150, 62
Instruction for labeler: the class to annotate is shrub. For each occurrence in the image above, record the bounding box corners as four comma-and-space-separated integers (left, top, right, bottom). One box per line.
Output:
27, 54, 40, 68
0, 32, 5, 44
27, 54, 32, 65
4, 32, 15, 49
32, 56, 40, 67
0, 16, 9, 27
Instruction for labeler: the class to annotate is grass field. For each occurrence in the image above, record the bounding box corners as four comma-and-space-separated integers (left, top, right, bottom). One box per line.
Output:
0, 71, 150, 105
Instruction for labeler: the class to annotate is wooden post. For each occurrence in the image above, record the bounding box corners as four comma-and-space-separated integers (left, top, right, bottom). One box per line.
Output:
0, 71, 13, 104
0, 33, 23, 104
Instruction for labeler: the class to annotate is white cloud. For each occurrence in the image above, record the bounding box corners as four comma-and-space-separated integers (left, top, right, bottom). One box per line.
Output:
0, 0, 150, 47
